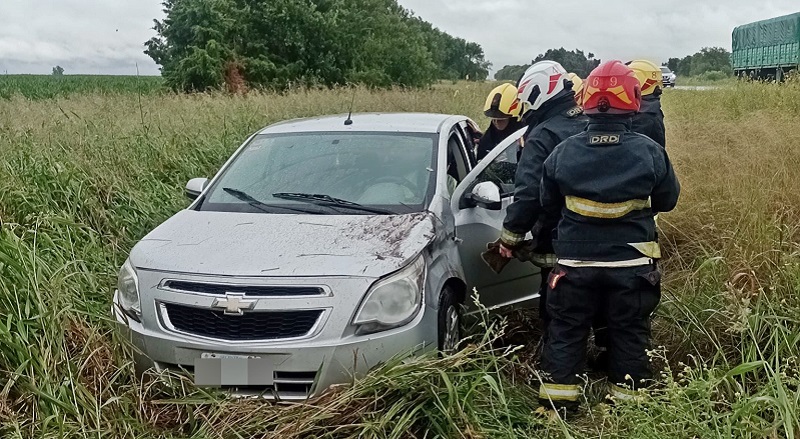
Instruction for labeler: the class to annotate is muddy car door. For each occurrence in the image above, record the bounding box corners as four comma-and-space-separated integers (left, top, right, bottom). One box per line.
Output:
451, 127, 541, 311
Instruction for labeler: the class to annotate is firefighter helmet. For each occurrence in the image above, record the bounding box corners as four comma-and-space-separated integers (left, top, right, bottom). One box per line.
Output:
567, 72, 584, 105
517, 61, 569, 113
626, 60, 662, 96
483, 83, 521, 119
583, 60, 641, 115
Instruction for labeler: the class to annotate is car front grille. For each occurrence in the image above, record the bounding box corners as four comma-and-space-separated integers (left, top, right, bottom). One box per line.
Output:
163, 280, 325, 297
162, 303, 322, 341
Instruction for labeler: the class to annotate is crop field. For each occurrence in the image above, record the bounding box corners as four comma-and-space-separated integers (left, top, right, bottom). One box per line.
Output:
1, 76, 799, 438
0, 74, 164, 100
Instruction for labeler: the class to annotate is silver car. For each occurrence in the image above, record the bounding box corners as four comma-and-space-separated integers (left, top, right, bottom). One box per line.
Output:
113, 113, 539, 399
661, 66, 677, 88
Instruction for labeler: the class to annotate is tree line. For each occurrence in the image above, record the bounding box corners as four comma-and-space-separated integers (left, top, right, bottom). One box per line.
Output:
494, 48, 600, 81
664, 47, 732, 78
145, 0, 491, 92
494, 46, 733, 82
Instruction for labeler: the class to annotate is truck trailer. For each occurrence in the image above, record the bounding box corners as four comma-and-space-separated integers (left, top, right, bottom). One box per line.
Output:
732, 12, 800, 80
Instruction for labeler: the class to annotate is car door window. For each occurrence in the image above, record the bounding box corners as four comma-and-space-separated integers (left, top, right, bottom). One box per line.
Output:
472, 136, 521, 198
447, 132, 470, 183
457, 121, 480, 167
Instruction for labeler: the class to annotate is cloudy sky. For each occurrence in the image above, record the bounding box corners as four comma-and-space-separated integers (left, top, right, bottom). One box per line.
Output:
1, 0, 798, 76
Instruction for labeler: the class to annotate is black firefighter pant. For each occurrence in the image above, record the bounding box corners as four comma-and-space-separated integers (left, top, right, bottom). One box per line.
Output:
539, 263, 661, 406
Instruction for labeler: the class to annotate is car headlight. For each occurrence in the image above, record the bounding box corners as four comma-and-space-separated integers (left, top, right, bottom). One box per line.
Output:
353, 255, 426, 335
116, 258, 141, 320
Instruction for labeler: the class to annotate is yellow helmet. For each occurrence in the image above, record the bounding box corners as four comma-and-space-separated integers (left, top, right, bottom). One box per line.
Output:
567, 72, 584, 104
483, 83, 521, 120
626, 60, 662, 96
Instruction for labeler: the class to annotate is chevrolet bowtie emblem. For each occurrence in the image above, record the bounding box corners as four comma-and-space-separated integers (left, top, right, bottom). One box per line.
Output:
211, 293, 256, 315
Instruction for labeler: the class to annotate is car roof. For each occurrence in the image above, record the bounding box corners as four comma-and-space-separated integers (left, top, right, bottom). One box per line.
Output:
257, 113, 462, 135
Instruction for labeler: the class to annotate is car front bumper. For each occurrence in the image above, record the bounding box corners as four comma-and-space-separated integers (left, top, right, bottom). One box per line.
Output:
113, 291, 437, 400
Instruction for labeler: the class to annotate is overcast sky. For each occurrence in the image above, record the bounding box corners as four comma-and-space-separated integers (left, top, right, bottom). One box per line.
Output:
1, 0, 798, 76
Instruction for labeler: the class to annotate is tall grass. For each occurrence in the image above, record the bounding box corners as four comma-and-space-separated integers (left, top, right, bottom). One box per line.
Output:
1, 80, 799, 437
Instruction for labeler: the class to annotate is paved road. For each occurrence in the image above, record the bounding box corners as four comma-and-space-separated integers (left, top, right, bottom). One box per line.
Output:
671, 85, 719, 91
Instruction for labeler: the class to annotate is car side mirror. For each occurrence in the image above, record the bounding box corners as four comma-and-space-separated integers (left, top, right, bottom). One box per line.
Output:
185, 178, 209, 200
464, 181, 502, 210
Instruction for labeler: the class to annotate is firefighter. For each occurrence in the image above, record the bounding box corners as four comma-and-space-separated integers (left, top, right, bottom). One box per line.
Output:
536, 60, 680, 416
591, 60, 669, 372
496, 60, 588, 350
476, 83, 525, 161
627, 60, 666, 147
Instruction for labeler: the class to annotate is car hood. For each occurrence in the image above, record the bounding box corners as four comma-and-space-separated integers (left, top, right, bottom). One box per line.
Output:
129, 210, 437, 278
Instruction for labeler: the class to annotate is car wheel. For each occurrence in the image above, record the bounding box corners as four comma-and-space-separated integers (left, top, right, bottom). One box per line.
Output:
437, 285, 461, 354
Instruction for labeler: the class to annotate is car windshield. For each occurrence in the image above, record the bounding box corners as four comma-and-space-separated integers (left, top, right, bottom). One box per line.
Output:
198, 132, 437, 215
661, 67, 671, 73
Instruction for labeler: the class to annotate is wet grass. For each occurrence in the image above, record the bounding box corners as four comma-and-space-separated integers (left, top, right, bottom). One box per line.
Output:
1, 80, 799, 438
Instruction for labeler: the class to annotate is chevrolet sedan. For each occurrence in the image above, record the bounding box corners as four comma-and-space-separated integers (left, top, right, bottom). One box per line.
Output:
113, 113, 539, 399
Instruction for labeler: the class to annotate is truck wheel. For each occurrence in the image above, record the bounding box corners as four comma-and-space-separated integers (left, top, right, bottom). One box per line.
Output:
437, 285, 462, 353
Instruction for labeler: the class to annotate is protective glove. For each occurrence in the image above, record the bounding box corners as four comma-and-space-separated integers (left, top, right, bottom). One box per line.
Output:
481, 239, 536, 274
481, 240, 511, 274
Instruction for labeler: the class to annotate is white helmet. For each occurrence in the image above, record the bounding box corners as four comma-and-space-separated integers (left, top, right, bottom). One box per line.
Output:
517, 60, 569, 113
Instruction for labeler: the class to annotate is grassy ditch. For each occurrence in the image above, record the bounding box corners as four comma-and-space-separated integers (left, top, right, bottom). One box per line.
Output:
1, 80, 799, 438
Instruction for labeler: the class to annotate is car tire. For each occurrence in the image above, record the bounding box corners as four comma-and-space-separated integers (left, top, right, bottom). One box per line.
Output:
437, 285, 462, 354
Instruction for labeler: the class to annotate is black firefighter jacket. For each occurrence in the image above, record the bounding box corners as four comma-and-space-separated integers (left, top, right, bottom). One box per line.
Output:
501, 92, 588, 251
631, 94, 666, 148
540, 117, 680, 262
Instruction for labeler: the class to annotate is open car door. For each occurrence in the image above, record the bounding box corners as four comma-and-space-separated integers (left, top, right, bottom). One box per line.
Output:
451, 127, 541, 312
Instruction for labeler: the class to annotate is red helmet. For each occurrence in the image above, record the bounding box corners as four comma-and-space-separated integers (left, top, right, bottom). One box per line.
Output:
582, 60, 641, 115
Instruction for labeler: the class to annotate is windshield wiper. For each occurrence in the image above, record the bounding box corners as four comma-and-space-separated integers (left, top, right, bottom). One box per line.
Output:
272, 192, 394, 215
223, 188, 324, 215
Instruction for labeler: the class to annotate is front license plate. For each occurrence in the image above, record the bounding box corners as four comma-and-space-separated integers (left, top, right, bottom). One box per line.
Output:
194, 353, 274, 387
200, 352, 260, 360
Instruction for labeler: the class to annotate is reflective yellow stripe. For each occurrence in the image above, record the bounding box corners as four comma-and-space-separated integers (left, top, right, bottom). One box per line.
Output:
628, 242, 662, 258
609, 383, 644, 401
532, 253, 556, 268
565, 196, 651, 219
500, 229, 524, 246
557, 257, 652, 268
539, 383, 580, 401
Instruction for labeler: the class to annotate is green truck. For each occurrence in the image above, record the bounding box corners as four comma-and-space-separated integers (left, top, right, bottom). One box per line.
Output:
732, 12, 800, 80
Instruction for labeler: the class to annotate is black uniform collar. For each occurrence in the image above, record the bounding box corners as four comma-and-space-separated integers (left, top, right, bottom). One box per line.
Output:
586, 115, 632, 133
642, 94, 661, 102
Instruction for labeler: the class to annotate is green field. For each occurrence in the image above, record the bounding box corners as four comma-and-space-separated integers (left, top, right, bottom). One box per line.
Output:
1, 76, 799, 438
0, 74, 165, 99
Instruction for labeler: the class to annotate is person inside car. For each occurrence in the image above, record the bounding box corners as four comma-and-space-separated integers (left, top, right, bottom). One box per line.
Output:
476, 83, 525, 161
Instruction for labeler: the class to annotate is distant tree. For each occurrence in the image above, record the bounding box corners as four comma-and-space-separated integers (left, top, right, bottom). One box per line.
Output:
665, 58, 680, 72
533, 48, 600, 78
145, 0, 490, 91
677, 55, 693, 77
52, 66, 64, 76
691, 47, 733, 75
494, 64, 528, 82
494, 48, 599, 82
672, 47, 732, 77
